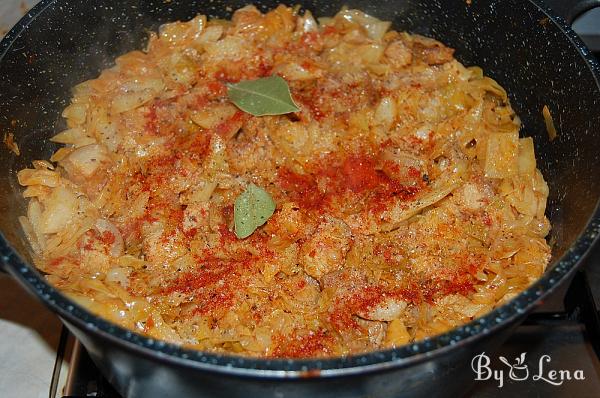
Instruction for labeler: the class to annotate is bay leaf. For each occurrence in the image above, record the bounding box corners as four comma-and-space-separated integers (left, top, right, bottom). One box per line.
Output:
226, 75, 300, 116
234, 183, 276, 239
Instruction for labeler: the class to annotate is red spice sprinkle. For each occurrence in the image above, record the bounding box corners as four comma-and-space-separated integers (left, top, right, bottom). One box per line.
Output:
144, 315, 155, 333
218, 223, 238, 245
299, 94, 326, 121
330, 285, 386, 331
99, 231, 116, 245
339, 155, 383, 193
278, 152, 423, 213
192, 291, 235, 316
301, 60, 313, 71
482, 212, 493, 226
144, 98, 180, 137
189, 134, 212, 161
183, 227, 198, 239
323, 26, 338, 35
374, 244, 394, 261
330, 283, 429, 332
383, 248, 392, 261
277, 167, 324, 210
145, 104, 159, 135
407, 166, 421, 179
122, 212, 158, 242
257, 60, 273, 77
168, 207, 184, 226
159, 228, 177, 245
438, 275, 477, 298
49, 256, 65, 268
206, 81, 226, 96
214, 111, 246, 139
298, 32, 321, 50
79, 230, 96, 251
163, 265, 235, 295
195, 95, 209, 108
272, 329, 332, 358
221, 204, 234, 220
160, 250, 267, 317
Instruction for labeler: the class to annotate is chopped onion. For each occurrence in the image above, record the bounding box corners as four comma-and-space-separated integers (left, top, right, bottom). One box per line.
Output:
95, 219, 124, 257
166, 52, 199, 86
359, 43, 384, 63
62, 102, 88, 125
111, 89, 156, 114
32, 160, 54, 170
51, 127, 96, 147
3, 132, 20, 156
196, 25, 223, 44
518, 137, 536, 175
118, 254, 147, 270
22, 185, 51, 199
204, 36, 247, 61
359, 298, 407, 321
17, 168, 60, 187
39, 186, 78, 234
61, 144, 111, 179
26, 200, 45, 248
111, 78, 164, 114
88, 109, 119, 152
159, 15, 207, 44
337, 9, 391, 41
374, 97, 396, 128
484, 132, 519, 179
19, 216, 41, 254
190, 181, 218, 203
190, 104, 237, 129
106, 267, 131, 287
542, 105, 558, 141
273, 62, 322, 81
50, 147, 74, 162
71, 81, 93, 98
384, 319, 410, 347
296, 10, 318, 33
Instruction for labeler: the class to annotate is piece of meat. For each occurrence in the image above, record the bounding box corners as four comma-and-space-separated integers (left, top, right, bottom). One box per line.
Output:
300, 215, 352, 279
385, 40, 413, 67
412, 35, 454, 65
357, 297, 408, 322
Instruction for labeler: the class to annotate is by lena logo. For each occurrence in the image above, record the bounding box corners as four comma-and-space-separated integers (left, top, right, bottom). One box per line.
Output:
498, 352, 529, 381
471, 352, 585, 388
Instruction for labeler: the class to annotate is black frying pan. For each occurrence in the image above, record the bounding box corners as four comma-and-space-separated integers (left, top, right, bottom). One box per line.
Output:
1, 1, 600, 397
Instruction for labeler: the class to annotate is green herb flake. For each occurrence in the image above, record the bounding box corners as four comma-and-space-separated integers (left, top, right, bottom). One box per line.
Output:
234, 183, 276, 239
226, 75, 300, 117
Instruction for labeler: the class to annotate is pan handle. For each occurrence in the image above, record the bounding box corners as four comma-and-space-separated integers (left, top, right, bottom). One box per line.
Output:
543, 0, 600, 24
